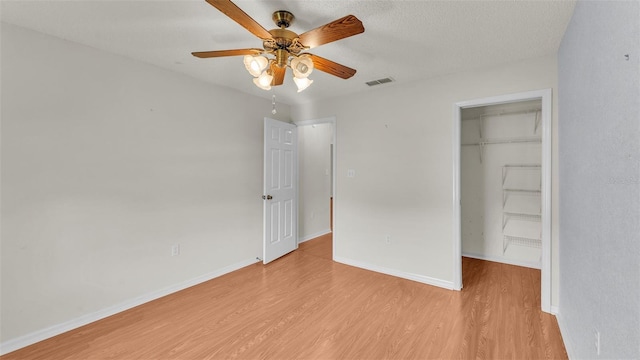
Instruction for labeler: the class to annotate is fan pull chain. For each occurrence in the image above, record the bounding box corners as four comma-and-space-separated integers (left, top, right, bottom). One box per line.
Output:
272, 95, 277, 115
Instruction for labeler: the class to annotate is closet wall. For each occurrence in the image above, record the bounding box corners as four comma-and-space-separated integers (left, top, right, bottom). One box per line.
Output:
461, 100, 542, 267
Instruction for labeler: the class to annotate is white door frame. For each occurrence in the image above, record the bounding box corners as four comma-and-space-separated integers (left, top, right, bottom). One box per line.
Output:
293, 116, 337, 259
452, 89, 552, 313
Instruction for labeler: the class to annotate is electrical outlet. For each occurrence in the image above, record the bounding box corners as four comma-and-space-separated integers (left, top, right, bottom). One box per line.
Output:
595, 329, 600, 355
385, 235, 391, 244
171, 244, 180, 257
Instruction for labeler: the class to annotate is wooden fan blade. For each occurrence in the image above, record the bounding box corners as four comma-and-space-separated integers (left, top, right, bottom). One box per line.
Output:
192, 48, 263, 58
271, 63, 286, 86
298, 15, 364, 49
205, 0, 272, 40
307, 54, 356, 79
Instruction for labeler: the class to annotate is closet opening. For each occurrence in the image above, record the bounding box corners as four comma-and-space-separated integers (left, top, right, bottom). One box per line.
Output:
453, 90, 552, 313
294, 117, 337, 259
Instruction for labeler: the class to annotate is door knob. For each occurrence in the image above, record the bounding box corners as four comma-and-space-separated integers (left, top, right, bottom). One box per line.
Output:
262, 195, 273, 200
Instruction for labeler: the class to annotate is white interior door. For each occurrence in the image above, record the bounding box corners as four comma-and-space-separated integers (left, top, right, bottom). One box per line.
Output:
263, 118, 298, 264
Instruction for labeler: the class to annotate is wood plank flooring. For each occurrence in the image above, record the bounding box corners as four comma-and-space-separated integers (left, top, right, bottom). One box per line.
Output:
2, 233, 567, 359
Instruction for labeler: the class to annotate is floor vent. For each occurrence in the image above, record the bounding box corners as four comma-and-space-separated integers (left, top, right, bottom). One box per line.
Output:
365, 77, 394, 86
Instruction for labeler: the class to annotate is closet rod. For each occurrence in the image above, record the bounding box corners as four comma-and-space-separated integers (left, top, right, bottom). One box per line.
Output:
462, 137, 542, 146
461, 108, 541, 121
503, 164, 541, 168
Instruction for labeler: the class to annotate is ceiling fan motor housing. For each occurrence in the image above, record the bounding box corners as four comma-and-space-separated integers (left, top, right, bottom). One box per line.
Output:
267, 29, 297, 48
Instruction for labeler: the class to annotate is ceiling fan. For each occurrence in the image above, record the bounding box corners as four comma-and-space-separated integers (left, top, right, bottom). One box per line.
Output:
192, 0, 365, 92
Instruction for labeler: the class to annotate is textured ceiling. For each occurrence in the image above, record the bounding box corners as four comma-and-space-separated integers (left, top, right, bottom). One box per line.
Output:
1, 0, 576, 106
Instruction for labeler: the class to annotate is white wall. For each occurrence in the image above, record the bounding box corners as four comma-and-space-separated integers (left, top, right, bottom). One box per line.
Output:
297, 123, 333, 241
292, 55, 561, 300
0, 23, 290, 349
558, 1, 640, 358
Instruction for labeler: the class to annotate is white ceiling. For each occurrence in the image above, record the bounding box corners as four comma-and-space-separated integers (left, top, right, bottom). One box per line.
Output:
1, 0, 576, 106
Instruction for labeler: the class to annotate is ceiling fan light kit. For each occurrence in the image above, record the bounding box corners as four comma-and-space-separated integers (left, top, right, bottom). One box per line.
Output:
192, 0, 364, 93
243, 55, 269, 77
291, 54, 314, 78
293, 76, 313, 93
253, 71, 274, 91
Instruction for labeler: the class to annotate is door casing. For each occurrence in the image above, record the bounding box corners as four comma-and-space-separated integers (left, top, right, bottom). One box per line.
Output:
452, 89, 552, 313
294, 116, 337, 259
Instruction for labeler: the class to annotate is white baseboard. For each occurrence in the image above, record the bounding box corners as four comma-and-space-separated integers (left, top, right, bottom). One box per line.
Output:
462, 252, 541, 269
298, 229, 331, 243
554, 311, 576, 360
0, 258, 258, 356
333, 256, 454, 290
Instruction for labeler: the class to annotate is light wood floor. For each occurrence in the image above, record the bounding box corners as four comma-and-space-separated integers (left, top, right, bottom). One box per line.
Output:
2, 233, 567, 359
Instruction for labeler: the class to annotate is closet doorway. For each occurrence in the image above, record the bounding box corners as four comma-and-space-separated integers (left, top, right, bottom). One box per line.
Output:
453, 90, 552, 313
294, 117, 337, 259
